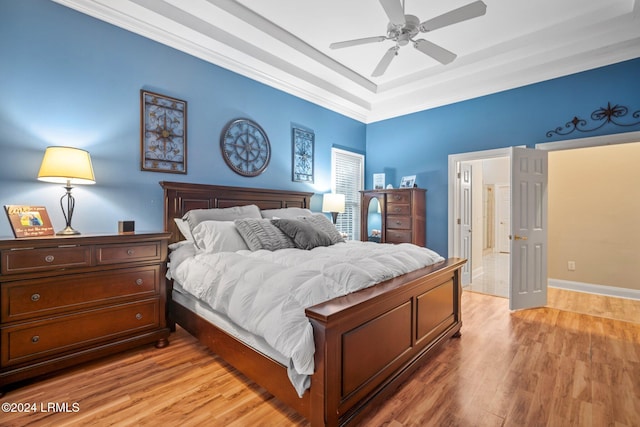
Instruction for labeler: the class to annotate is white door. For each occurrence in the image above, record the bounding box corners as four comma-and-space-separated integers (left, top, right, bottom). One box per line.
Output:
497, 184, 510, 253
509, 147, 548, 310
460, 163, 472, 286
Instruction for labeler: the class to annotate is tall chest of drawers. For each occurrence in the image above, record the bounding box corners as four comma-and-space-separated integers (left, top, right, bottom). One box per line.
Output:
0, 232, 170, 392
361, 188, 426, 246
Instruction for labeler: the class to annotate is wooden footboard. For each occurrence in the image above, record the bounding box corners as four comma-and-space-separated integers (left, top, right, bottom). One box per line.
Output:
306, 257, 465, 426
170, 257, 464, 427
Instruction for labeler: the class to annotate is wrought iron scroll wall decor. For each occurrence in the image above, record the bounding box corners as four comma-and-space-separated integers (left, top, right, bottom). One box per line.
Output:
546, 102, 640, 138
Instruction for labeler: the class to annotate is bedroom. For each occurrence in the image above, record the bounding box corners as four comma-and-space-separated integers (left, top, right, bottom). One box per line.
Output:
1, 0, 639, 425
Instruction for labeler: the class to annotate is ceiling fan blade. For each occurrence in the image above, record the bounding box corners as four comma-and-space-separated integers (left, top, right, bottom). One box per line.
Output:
372, 46, 399, 77
414, 39, 457, 65
330, 36, 387, 49
379, 0, 406, 26
420, 1, 487, 32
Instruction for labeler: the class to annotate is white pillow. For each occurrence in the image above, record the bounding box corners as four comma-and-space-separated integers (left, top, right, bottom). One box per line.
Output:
260, 207, 313, 219
191, 221, 249, 253
183, 204, 262, 229
174, 218, 194, 241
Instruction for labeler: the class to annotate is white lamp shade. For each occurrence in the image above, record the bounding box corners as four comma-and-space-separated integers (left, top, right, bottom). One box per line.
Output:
37, 146, 95, 185
322, 193, 345, 213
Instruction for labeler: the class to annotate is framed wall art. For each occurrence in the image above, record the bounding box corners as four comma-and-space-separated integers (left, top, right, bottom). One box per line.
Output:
292, 125, 314, 183
140, 90, 187, 173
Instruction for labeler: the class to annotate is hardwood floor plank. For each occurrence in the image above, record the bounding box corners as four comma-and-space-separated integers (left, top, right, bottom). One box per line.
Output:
2, 290, 639, 426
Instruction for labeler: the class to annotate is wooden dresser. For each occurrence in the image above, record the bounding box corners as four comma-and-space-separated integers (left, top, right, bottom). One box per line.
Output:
360, 188, 426, 246
0, 232, 170, 392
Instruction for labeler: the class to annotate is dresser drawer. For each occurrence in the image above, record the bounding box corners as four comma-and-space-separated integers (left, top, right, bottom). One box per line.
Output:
1, 246, 91, 275
96, 242, 162, 265
1, 299, 160, 367
1, 266, 160, 323
386, 230, 413, 244
387, 216, 412, 230
387, 192, 411, 204
386, 204, 410, 215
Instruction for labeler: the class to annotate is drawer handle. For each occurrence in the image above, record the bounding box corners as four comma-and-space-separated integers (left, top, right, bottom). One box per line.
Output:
31, 293, 41, 302
135, 278, 143, 286
135, 313, 143, 320
396, 221, 402, 225
32, 335, 40, 343
44, 255, 55, 263
394, 208, 401, 212
394, 195, 402, 200
127, 249, 135, 256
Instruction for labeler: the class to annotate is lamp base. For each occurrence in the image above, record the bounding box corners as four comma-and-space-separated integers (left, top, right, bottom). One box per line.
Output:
57, 226, 80, 235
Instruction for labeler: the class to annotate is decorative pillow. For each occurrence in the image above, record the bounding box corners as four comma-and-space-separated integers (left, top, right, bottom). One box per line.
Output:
174, 218, 194, 241
191, 221, 249, 253
234, 218, 296, 251
260, 207, 313, 219
272, 219, 332, 250
300, 214, 345, 244
183, 204, 261, 230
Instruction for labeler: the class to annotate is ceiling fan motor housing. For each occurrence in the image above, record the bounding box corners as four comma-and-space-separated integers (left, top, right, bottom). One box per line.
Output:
387, 14, 420, 46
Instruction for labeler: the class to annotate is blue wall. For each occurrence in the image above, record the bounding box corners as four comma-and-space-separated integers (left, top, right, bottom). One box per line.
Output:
366, 58, 640, 255
1, 1, 639, 257
0, 0, 366, 237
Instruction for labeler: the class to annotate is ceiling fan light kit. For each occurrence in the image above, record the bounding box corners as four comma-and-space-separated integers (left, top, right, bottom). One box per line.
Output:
330, 0, 487, 76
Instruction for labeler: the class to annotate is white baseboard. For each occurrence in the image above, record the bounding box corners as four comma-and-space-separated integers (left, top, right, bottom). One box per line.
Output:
548, 278, 640, 301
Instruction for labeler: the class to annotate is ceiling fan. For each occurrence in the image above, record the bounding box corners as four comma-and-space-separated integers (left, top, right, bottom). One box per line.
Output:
330, 0, 487, 77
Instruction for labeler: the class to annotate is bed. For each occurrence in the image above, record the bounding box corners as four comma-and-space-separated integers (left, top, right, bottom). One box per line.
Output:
160, 181, 465, 427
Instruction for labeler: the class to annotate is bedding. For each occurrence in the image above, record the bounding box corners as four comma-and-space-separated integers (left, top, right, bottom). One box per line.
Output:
168, 240, 444, 396
234, 218, 297, 251
271, 218, 333, 250
260, 207, 312, 219
191, 220, 249, 252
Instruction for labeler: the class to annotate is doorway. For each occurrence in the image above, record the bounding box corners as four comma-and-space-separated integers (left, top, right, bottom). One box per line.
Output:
462, 156, 510, 298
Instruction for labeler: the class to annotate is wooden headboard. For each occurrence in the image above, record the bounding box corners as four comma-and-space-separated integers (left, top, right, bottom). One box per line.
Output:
160, 181, 314, 244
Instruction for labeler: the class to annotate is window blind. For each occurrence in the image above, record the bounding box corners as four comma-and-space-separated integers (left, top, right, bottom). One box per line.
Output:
331, 148, 364, 240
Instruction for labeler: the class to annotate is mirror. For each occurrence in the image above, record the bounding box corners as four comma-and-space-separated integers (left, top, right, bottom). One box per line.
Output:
366, 197, 383, 242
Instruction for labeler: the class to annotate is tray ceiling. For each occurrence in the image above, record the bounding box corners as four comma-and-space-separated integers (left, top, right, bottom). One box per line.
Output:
54, 0, 640, 123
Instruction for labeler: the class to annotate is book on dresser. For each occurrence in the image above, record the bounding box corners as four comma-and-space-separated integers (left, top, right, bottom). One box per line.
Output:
0, 232, 171, 393
360, 188, 426, 246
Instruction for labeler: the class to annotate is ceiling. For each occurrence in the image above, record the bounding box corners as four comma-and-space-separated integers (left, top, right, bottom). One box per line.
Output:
55, 0, 640, 123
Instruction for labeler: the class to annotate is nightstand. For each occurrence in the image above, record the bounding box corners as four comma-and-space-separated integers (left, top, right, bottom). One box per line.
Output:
0, 232, 171, 392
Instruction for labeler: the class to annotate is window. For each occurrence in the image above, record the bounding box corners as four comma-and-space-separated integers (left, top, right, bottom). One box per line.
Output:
331, 147, 364, 240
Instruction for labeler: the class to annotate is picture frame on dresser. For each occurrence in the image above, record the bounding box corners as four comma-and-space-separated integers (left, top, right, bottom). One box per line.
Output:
4, 205, 54, 238
400, 175, 416, 188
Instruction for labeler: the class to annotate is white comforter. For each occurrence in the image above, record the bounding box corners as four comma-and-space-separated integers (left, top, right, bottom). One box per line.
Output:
169, 241, 444, 394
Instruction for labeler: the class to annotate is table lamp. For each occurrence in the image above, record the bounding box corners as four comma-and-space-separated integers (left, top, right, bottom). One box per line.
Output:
37, 146, 95, 235
322, 193, 345, 224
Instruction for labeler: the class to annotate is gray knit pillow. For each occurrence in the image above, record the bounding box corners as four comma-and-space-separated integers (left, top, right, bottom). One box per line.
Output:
234, 218, 295, 251
300, 214, 345, 244
272, 219, 332, 250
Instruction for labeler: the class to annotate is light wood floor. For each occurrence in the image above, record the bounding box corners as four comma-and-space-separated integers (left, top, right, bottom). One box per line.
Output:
2, 291, 639, 426
547, 287, 640, 324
